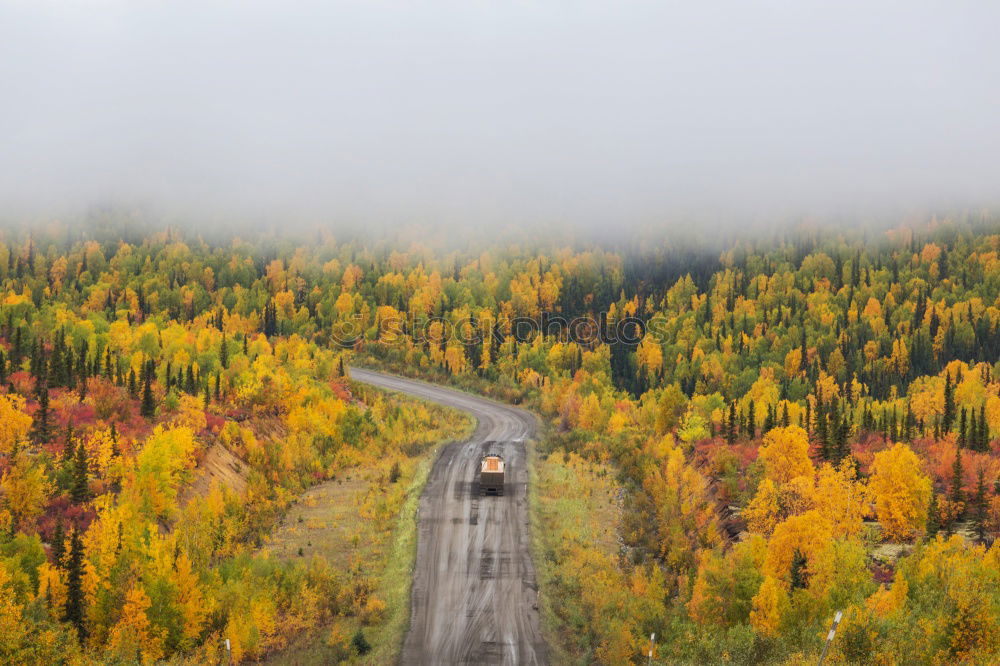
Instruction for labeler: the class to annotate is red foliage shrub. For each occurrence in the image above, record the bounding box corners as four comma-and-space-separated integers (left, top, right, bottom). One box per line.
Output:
8, 371, 35, 395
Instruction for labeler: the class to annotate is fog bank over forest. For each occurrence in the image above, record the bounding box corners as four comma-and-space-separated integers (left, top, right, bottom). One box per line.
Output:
2, 1, 999, 231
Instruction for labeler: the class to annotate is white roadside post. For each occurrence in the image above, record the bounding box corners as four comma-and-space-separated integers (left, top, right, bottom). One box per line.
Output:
647, 632, 656, 665
224, 638, 232, 665
817, 610, 843, 666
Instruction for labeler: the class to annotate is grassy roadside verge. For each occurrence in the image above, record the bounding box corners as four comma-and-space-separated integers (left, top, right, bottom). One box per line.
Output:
527, 423, 572, 665
363, 415, 473, 664
528, 425, 626, 665
262, 394, 474, 665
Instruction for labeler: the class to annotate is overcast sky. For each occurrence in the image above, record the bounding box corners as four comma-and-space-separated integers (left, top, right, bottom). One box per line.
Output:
1, 1, 998, 230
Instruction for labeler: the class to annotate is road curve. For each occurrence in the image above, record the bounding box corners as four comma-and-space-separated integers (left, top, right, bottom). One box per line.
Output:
350, 368, 546, 666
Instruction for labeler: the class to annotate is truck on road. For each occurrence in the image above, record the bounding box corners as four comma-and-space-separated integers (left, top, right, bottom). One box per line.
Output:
480, 454, 505, 496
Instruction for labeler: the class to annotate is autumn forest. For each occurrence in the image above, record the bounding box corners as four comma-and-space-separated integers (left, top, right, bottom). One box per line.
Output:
2, 214, 1000, 664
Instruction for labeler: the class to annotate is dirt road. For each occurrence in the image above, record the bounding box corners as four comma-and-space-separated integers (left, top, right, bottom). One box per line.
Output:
350, 368, 546, 665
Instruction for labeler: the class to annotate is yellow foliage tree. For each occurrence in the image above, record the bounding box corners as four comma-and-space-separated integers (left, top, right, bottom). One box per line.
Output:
750, 576, 788, 637
173, 551, 210, 648
0, 394, 32, 455
812, 460, 870, 538
170, 394, 208, 432
444, 344, 467, 375
87, 428, 121, 479
577, 393, 606, 431
638, 441, 722, 573
124, 426, 198, 520
0, 452, 50, 534
0, 563, 31, 660
757, 425, 814, 485
35, 562, 67, 612
743, 478, 782, 536
763, 510, 834, 583
869, 442, 932, 540
106, 586, 164, 664
784, 348, 803, 378
908, 375, 944, 427
636, 336, 664, 380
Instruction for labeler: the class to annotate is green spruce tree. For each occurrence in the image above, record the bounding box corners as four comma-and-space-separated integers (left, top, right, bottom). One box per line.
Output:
926, 492, 940, 540
141, 371, 156, 418
978, 404, 989, 451
352, 629, 371, 656
943, 372, 955, 431
32, 381, 52, 443
220, 333, 229, 368
64, 528, 86, 641
50, 519, 66, 569
70, 442, 90, 504
726, 401, 737, 444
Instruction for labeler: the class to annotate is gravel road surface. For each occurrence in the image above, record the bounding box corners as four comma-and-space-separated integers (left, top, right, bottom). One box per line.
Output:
350, 368, 546, 666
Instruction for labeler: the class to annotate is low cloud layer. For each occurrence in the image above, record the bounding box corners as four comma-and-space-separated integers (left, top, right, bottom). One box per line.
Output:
2, 1, 999, 229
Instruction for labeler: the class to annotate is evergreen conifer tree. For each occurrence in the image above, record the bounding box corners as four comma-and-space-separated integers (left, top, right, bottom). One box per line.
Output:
926, 492, 940, 540
64, 528, 86, 641
70, 442, 90, 504
141, 372, 156, 418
